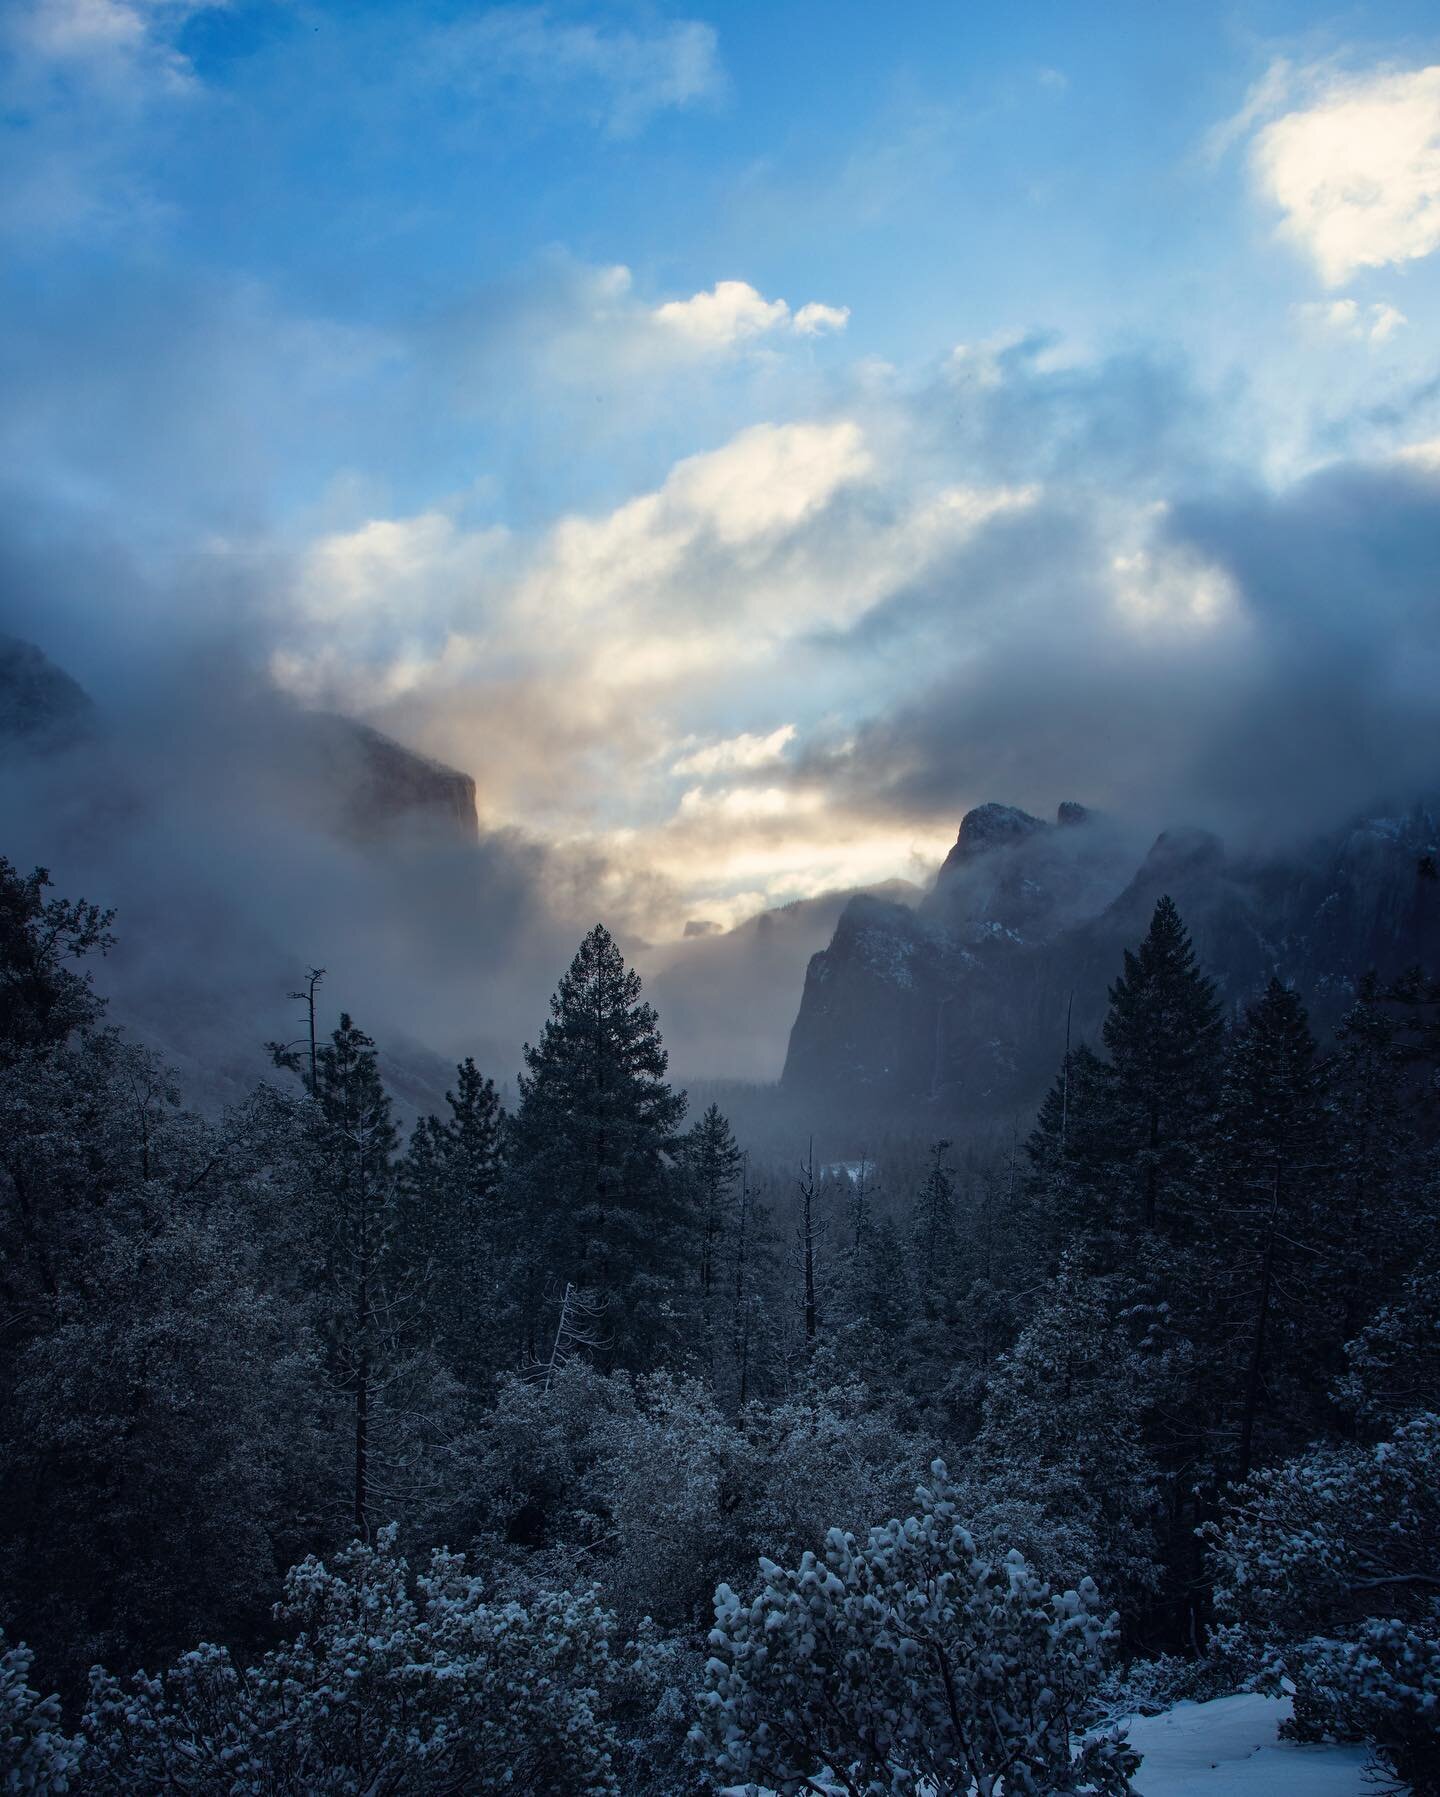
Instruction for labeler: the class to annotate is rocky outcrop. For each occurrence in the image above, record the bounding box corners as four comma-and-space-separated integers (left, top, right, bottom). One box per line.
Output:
295, 715, 479, 845
782, 798, 1440, 1117
0, 636, 478, 846
0, 636, 95, 750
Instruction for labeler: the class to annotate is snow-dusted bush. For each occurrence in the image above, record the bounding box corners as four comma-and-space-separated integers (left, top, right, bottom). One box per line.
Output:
474, 1363, 911, 1631
694, 1462, 1138, 1797
0, 1634, 81, 1793
1287, 1607, 1440, 1795
1207, 1414, 1440, 1793
1334, 1266, 1440, 1426
81, 1527, 627, 1795
1206, 1413, 1440, 1653
1091, 1651, 1232, 1722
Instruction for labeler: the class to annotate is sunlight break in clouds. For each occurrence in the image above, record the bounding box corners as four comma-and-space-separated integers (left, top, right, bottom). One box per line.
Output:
653, 280, 850, 349
1247, 63, 1440, 285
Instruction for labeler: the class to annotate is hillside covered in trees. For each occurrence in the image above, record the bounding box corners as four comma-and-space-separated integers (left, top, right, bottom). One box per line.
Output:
1, 851, 1437, 1793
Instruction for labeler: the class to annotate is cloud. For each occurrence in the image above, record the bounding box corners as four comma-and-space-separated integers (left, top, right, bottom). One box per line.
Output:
793, 301, 851, 337
432, 5, 724, 137
802, 445, 1440, 853
277, 514, 511, 705
1295, 298, 1408, 343
10, 285, 1440, 1081
1243, 62, 1440, 284
5, 0, 218, 94
0, 0, 222, 244
653, 280, 789, 347
268, 412, 1041, 737
258, 402, 1043, 930
652, 280, 850, 350
671, 724, 796, 778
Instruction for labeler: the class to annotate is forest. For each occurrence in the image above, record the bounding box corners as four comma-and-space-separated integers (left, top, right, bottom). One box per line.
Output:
1, 854, 1437, 1794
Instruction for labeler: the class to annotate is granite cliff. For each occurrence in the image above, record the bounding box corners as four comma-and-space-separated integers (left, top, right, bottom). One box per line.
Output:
782, 798, 1440, 1117
0, 637, 478, 846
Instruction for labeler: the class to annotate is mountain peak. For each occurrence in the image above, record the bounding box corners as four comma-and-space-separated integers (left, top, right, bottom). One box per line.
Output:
953, 802, 1047, 861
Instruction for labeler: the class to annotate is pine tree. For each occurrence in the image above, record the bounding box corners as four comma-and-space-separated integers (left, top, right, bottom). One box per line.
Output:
972, 1259, 1162, 1604
854, 1215, 911, 1353
1207, 979, 1334, 1479
1023, 1043, 1122, 1266
1102, 895, 1223, 1238
1327, 976, 1427, 1349
682, 1103, 743, 1377
400, 1058, 507, 1386
794, 1141, 823, 1356
508, 925, 687, 1370
911, 1139, 956, 1290
308, 1014, 400, 1532
728, 1158, 784, 1407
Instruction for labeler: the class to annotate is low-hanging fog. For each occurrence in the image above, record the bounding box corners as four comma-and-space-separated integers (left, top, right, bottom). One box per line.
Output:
4, 14, 1440, 1098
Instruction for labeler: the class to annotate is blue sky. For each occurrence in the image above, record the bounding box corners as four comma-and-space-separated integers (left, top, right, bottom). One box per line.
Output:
4, 0, 1440, 939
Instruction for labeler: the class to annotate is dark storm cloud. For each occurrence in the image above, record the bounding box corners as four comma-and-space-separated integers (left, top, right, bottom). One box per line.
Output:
793, 451, 1440, 852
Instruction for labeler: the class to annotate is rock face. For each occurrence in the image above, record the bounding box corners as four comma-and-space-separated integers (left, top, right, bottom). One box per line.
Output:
294, 715, 479, 845
0, 636, 95, 749
0, 637, 478, 845
781, 798, 1440, 1117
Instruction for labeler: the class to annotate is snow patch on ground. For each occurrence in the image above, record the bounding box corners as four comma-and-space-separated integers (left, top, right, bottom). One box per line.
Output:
1123, 1692, 1375, 1796
714, 1693, 1381, 1797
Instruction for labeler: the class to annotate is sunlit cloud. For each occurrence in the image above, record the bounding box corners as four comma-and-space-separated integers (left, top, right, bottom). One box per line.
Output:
652, 280, 850, 350
671, 725, 797, 777
1239, 62, 1440, 285
792, 301, 851, 336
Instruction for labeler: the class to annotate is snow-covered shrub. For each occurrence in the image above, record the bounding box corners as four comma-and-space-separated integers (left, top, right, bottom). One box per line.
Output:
81, 1526, 627, 1794
694, 1461, 1139, 1797
1092, 1651, 1232, 1721
474, 1364, 911, 1633
1206, 1415, 1440, 1793
1334, 1266, 1440, 1426
1286, 1607, 1440, 1795
0, 1634, 81, 1793
1206, 1413, 1440, 1655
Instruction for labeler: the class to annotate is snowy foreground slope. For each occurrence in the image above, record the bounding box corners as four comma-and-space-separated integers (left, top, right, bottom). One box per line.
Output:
1121, 1694, 1373, 1796
717, 1694, 1379, 1797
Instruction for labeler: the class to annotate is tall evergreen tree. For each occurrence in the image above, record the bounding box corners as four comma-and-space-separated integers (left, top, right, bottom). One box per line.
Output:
307, 1014, 400, 1532
682, 1103, 743, 1375
1207, 979, 1334, 1478
911, 1139, 956, 1291
1326, 976, 1426, 1349
1022, 1043, 1122, 1267
971, 1259, 1161, 1606
1102, 894, 1223, 1237
400, 1058, 507, 1385
508, 925, 687, 1369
